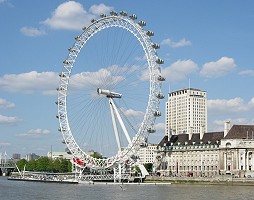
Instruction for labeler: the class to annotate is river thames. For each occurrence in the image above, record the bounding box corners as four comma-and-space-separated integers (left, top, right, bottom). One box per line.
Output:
0, 177, 253, 200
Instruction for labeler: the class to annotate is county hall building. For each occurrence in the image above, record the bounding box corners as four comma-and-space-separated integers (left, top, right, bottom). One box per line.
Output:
155, 88, 254, 178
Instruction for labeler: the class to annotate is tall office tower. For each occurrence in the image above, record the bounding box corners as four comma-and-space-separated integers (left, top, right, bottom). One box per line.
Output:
165, 88, 207, 139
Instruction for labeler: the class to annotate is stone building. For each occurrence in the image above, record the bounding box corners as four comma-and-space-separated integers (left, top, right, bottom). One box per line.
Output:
155, 124, 254, 178
138, 144, 157, 164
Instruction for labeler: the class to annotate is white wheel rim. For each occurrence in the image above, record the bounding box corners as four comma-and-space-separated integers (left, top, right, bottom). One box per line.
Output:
57, 12, 164, 170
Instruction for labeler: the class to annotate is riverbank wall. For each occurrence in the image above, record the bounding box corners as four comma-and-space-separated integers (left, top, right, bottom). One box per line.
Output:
145, 175, 254, 186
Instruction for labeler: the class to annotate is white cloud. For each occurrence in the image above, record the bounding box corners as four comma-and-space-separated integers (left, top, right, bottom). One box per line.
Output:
200, 57, 236, 78
0, 98, 15, 109
211, 118, 253, 132
0, 142, 11, 147
208, 97, 254, 115
123, 109, 145, 117
162, 59, 198, 82
89, 3, 113, 15
239, 70, 254, 76
0, 71, 58, 95
0, 115, 21, 125
20, 27, 46, 37
17, 128, 51, 138
161, 38, 192, 48
42, 1, 95, 30
72, 68, 124, 91
155, 123, 165, 131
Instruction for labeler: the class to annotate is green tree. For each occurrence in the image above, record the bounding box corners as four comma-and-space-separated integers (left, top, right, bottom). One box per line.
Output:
144, 163, 153, 173
36, 157, 50, 171
26, 160, 37, 171
16, 159, 28, 171
91, 152, 103, 159
16, 157, 72, 173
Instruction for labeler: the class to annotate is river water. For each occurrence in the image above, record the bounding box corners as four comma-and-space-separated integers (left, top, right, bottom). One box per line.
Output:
0, 177, 253, 200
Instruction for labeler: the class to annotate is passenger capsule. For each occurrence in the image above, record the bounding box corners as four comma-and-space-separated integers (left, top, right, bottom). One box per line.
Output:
63, 60, 72, 65
110, 11, 118, 16
129, 14, 137, 20
140, 143, 148, 148
157, 92, 165, 99
82, 26, 86, 31
147, 127, 156, 133
65, 148, 71, 154
55, 100, 63, 105
157, 75, 166, 81
156, 58, 164, 64
75, 36, 81, 41
138, 20, 146, 27
100, 13, 107, 18
154, 111, 161, 117
91, 19, 97, 23
59, 72, 66, 77
120, 11, 128, 16
152, 43, 160, 49
146, 30, 154, 36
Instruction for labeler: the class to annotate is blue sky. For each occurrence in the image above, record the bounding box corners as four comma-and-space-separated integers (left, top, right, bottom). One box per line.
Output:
0, 0, 254, 158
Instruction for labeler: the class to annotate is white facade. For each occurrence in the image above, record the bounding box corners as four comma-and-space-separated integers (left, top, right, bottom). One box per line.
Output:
138, 144, 157, 164
47, 151, 72, 160
165, 88, 207, 138
156, 125, 254, 178
157, 143, 220, 177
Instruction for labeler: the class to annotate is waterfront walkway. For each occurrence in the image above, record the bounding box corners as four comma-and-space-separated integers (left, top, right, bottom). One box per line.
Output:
145, 175, 254, 185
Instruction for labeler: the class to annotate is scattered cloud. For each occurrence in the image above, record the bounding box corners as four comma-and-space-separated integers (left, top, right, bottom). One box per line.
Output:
208, 97, 254, 115
155, 123, 165, 131
89, 3, 113, 15
42, 1, 94, 30
17, 128, 51, 138
200, 57, 236, 78
123, 109, 145, 117
42, 1, 113, 31
20, 27, 46, 37
0, 142, 11, 147
162, 59, 198, 82
0, 98, 15, 109
73, 68, 124, 90
0, 71, 58, 95
211, 118, 253, 132
0, 115, 21, 126
161, 38, 192, 48
239, 70, 254, 76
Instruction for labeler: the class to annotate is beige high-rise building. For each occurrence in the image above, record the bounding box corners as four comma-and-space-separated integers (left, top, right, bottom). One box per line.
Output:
165, 88, 207, 139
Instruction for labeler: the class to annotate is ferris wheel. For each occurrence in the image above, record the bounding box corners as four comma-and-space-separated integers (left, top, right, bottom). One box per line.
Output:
56, 11, 165, 171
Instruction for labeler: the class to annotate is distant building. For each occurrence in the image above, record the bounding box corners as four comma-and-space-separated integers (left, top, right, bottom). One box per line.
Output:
12, 153, 21, 160
25, 153, 40, 161
155, 123, 254, 178
165, 88, 207, 138
47, 151, 72, 160
138, 144, 157, 164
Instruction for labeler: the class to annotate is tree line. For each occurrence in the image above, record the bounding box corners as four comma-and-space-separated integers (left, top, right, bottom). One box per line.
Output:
16, 157, 72, 173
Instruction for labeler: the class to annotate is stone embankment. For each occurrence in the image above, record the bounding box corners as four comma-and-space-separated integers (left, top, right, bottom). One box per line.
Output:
145, 175, 254, 186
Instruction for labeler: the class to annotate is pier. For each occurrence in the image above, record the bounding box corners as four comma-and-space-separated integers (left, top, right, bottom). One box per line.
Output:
0, 163, 16, 176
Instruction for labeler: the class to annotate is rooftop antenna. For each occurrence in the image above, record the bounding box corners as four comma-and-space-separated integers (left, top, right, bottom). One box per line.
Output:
168, 82, 171, 94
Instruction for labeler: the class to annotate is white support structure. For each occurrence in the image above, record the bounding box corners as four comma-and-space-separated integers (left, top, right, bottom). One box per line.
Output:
109, 98, 121, 151
109, 98, 132, 145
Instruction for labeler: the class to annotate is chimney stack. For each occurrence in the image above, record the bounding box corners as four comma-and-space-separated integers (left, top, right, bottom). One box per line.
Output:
224, 121, 230, 137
